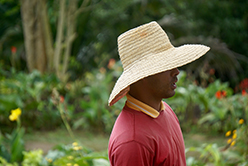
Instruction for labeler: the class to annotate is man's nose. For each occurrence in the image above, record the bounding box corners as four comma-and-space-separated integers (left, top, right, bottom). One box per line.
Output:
172, 68, 180, 76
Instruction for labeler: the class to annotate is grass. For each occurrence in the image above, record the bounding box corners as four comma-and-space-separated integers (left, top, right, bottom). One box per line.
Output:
24, 128, 226, 156
24, 128, 109, 154
184, 132, 227, 159
184, 132, 226, 147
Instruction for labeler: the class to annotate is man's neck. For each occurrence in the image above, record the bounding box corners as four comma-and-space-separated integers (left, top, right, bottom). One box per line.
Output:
129, 92, 162, 112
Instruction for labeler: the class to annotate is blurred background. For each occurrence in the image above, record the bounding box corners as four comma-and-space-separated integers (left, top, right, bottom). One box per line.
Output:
0, 0, 247, 165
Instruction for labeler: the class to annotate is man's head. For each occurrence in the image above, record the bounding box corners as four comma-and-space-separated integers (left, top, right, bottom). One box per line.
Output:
129, 68, 180, 101
108, 21, 210, 106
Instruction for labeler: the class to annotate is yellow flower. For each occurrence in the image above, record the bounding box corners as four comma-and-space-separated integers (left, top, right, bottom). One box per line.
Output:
67, 163, 72, 166
9, 114, 17, 121
231, 140, 236, 146
225, 130, 231, 137
74, 164, 79, 166
9, 108, 22, 121
239, 119, 244, 124
233, 130, 236, 134
72, 142, 78, 147
68, 156, 74, 160
232, 133, 237, 139
227, 138, 232, 144
73, 146, 80, 151
45, 158, 53, 163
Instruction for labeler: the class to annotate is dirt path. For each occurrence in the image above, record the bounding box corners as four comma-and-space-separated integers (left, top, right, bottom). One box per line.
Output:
25, 141, 54, 154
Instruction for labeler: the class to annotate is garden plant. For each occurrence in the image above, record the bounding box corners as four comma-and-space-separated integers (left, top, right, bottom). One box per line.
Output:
1, 0, 248, 165
1, 64, 248, 165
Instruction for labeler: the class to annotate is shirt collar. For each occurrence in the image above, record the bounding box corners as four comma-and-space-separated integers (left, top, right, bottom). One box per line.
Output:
126, 93, 165, 118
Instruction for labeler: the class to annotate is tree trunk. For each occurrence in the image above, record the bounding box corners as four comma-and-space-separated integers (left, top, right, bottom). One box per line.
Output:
39, 0, 54, 72
21, 0, 94, 80
35, 0, 47, 73
20, 0, 36, 72
20, 0, 53, 73
61, 0, 77, 81
54, 0, 66, 76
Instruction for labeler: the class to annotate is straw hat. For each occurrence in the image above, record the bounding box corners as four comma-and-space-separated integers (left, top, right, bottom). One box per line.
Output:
108, 21, 210, 106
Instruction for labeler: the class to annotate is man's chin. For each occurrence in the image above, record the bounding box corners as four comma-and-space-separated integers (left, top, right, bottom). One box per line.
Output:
163, 91, 176, 99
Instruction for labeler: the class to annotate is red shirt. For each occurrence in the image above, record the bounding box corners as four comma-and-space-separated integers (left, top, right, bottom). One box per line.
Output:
108, 101, 186, 166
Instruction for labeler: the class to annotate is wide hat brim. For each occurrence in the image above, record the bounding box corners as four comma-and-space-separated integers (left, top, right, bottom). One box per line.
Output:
108, 44, 210, 106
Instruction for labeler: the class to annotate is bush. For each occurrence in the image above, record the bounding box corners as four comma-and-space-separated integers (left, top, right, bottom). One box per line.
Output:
0, 144, 110, 166
0, 59, 124, 133
1, 67, 247, 165
186, 120, 248, 165
0, 107, 110, 166
72, 60, 124, 133
0, 70, 62, 130
166, 71, 248, 133
42, 142, 109, 166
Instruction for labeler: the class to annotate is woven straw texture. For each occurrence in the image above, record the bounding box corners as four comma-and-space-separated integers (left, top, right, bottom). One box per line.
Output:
109, 21, 210, 106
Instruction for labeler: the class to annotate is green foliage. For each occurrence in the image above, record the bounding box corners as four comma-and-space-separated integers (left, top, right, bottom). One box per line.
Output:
22, 149, 43, 166
0, 0, 23, 71
186, 143, 225, 166
165, 71, 208, 128
8, 127, 25, 162
198, 80, 234, 131
74, 60, 123, 133
166, 71, 248, 133
73, 0, 248, 83
0, 61, 123, 132
0, 70, 62, 130
186, 121, 248, 165
0, 157, 18, 166
225, 121, 248, 164
1, 103, 110, 165
0, 109, 24, 163
42, 142, 109, 166
0, 143, 110, 166
2, 0, 247, 84
0, 67, 247, 165
0, 145, 10, 162
166, 72, 248, 164
199, 90, 248, 132
77, 70, 112, 132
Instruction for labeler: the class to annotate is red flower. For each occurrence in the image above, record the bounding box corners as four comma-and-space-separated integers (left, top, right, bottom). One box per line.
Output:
240, 78, 248, 90
242, 89, 247, 96
222, 90, 227, 97
215, 91, 222, 99
215, 90, 227, 99
209, 68, 215, 75
108, 59, 116, 69
60, 96, 64, 103
11, 46, 17, 54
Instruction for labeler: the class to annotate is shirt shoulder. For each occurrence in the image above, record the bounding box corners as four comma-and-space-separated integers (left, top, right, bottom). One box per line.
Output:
162, 101, 179, 123
109, 105, 155, 150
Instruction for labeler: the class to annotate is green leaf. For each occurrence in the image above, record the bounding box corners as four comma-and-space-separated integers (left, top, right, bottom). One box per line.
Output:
73, 118, 86, 130
10, 128, 25, 162
198, 113, 216, 125
93, 158, 110, 166
0, 144, 11, 162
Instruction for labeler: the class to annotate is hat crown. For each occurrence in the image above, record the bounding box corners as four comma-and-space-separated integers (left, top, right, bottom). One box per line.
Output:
117, 21, 173, 70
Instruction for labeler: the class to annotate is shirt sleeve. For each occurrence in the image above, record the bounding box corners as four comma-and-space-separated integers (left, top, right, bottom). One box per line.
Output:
109, 141, 154, 166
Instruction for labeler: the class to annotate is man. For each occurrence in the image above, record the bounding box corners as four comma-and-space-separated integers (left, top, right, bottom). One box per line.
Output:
108, 21, 210, 166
